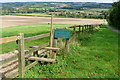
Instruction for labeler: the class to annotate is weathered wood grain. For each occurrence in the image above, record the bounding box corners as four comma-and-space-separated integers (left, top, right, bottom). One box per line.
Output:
25, 33, 50, 42
44, 47, 60, 50
18, 33, 25, 78
0, 36, 17, 44
25, 42, 49, 55
24, 61, 38, 72
26, 57, 55, 63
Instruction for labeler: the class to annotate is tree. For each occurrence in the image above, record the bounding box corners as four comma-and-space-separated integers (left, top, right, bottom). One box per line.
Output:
107, 1, 120, 30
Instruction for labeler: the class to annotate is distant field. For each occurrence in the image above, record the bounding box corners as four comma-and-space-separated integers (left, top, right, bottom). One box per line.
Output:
10, 13, 51, 17
0, 15, 104, 28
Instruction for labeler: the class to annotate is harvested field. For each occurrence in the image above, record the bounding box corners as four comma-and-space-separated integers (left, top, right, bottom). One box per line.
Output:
0, 15, 104, 28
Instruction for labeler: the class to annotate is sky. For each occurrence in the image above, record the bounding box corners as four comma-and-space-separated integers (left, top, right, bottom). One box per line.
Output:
0, 0, 119, 3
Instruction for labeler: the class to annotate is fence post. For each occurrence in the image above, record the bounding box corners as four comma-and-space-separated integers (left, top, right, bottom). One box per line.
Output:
65, 39, 69, 53
17, 33, 25, 78
73, 26, 76, 33
79, 26, 81, 32
85, 25, 86, 31
82, 26, 84, 32
53, 39, 57, 48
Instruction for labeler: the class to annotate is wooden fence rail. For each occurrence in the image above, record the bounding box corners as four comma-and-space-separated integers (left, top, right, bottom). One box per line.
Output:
0, 24, 102, 79
0, 33, 50, 44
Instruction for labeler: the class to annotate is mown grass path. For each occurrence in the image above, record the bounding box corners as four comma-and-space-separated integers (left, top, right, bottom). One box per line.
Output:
24, 25, 119, 78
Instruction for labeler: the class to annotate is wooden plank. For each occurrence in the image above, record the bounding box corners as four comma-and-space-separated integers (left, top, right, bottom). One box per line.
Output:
0, 33, 50, 44
0, 61, 18, 75
29, 46, 39, 48
0, 53, 18, 66
4, 68, 18, 78
17, 33, 25, 78
24, 61, 38, 72
0, 36, 17, 44
25, 42, 49, 55
25, 33, 50, 42
44, 47, 60, 50
26, 57, 55, 63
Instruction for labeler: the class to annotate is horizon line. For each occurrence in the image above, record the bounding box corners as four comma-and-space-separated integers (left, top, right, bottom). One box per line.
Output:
0, 1, 114, 3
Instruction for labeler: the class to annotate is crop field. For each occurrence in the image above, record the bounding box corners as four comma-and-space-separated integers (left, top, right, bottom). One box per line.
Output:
0, 15, 104, 28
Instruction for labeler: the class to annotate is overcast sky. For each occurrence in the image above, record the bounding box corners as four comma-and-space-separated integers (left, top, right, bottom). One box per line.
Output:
0, 0, 119, 3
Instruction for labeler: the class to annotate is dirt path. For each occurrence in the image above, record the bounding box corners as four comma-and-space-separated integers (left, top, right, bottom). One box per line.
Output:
0, 15, 104, 28
105, 20, 120, 34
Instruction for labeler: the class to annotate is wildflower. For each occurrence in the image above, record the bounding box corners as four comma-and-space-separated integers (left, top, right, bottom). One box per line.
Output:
95, 71, 99, 72
61, 71, 65, 73
58, 73, 61, 76
62, 67, 65, 69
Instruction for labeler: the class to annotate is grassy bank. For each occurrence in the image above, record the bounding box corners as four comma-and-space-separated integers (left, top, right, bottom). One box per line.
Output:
23, 25, 119, 78
1, 24, 72, 53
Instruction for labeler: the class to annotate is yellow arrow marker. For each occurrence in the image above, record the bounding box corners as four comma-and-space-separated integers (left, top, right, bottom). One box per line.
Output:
17, 36, 21, 40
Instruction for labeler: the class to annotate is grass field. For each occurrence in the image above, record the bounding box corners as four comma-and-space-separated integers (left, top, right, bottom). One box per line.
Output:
23, 25, 119, 78
9, 13, 51, 17
1, 24, 119, 78
1, 24, 73, 53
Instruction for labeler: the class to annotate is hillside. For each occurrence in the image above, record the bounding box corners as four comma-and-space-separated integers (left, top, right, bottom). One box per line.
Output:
2, 2, 112, 10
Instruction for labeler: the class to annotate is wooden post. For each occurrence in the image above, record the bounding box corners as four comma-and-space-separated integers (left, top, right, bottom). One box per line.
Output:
18, 33, 25, 78
88, 25, 89, 31
53, 39, 57, 48
65, 39, 69, 53
50, 13, 54, 57
79, 26, 81, 32
82, 26, 84, 32
84, 26, 85, 31
73, 27, 76, 33
90, 25, 92, 31
85, 25, 87, 31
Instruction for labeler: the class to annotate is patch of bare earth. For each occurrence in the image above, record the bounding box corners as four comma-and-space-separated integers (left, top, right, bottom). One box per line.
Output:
0, 15, 104, 28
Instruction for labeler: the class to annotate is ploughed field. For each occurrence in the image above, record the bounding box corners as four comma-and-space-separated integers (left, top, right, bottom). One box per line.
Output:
0, 15, 104, 28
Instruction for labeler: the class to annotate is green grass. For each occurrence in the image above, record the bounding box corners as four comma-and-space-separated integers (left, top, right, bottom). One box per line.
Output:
1, 24, 73, 54
9, 13, 51, 17
23, 25, 119, 78
1, 24, 119, 78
